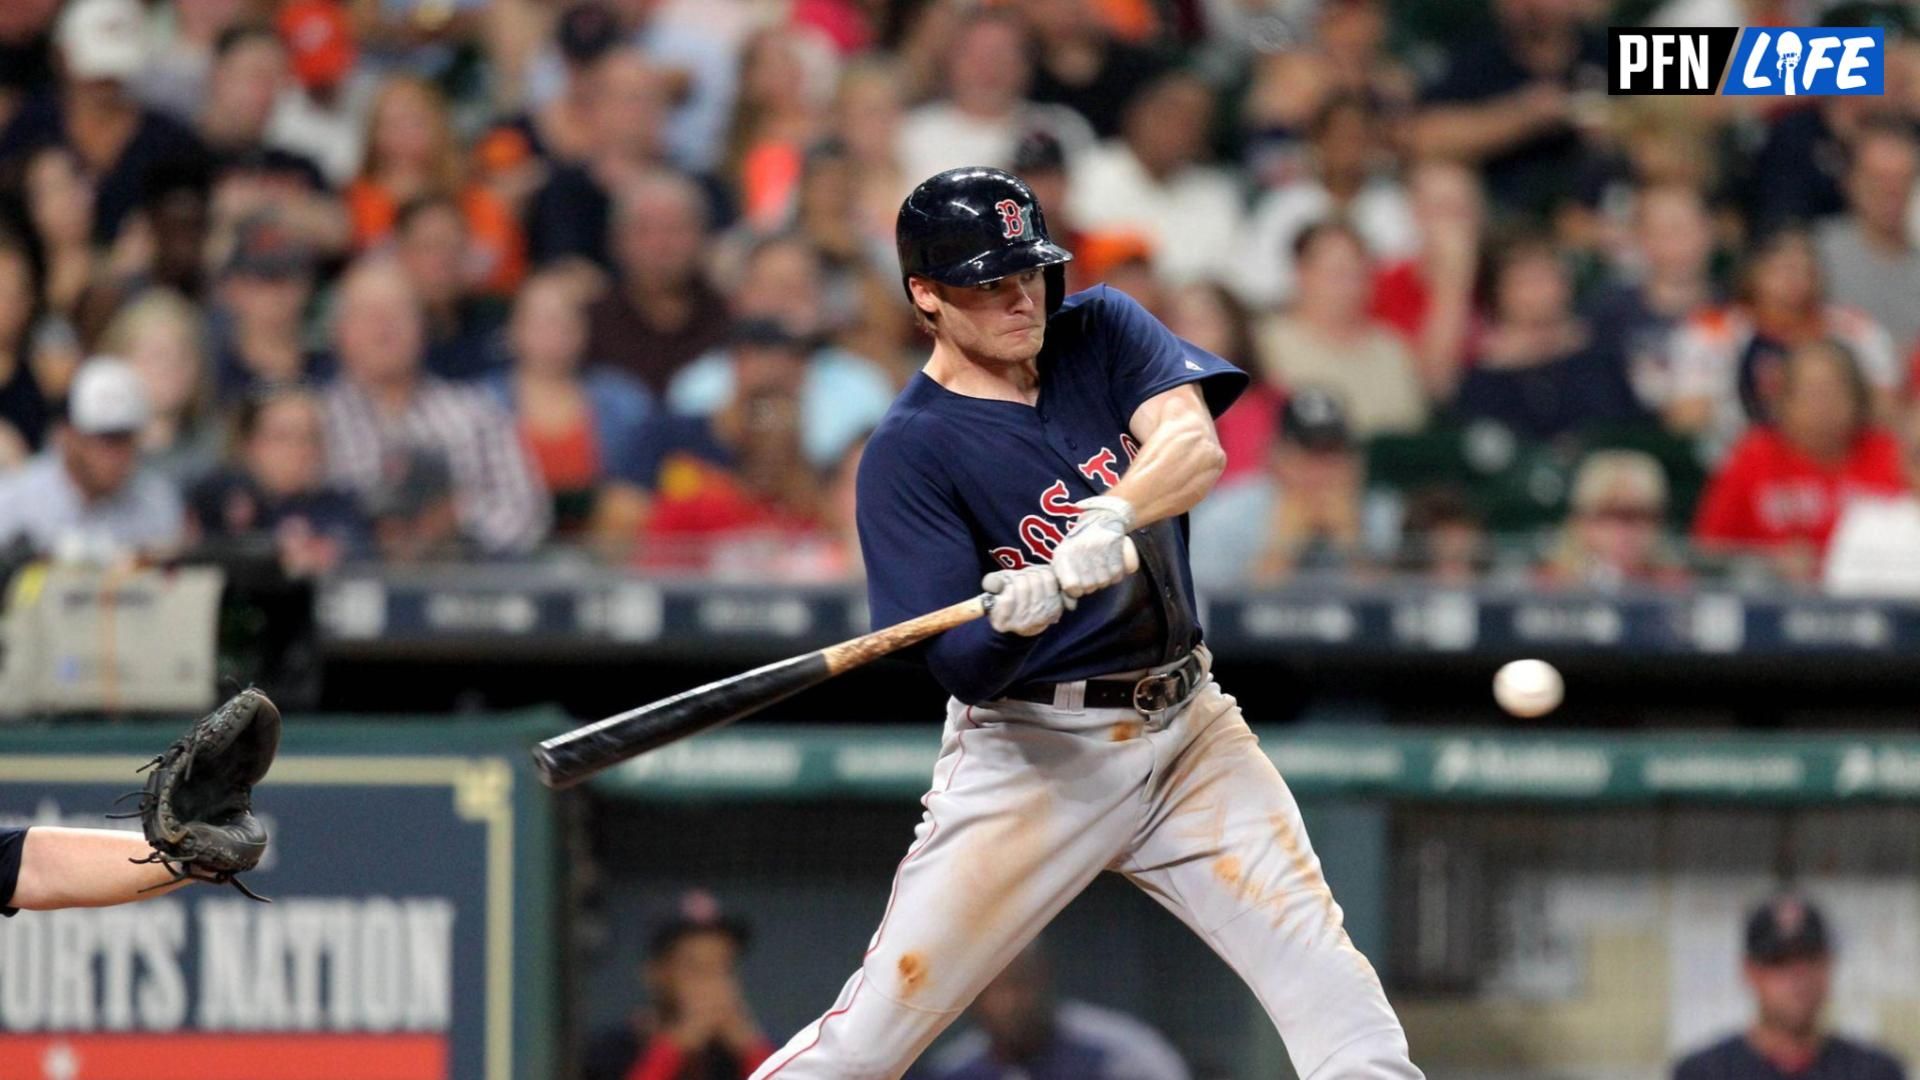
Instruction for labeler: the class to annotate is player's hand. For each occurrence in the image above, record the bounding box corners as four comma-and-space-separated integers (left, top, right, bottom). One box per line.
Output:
1050, 496, 1139, 599
980, 566, 1065, 637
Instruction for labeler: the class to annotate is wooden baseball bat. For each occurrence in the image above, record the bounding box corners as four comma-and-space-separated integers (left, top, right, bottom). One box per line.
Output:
530, 593, 993, 790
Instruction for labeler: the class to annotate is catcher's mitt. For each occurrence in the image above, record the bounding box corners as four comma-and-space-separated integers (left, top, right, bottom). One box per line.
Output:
120, 687, 281, 901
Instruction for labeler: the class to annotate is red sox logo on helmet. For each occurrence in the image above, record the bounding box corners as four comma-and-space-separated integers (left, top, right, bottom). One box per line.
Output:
995, 198, 1026, 239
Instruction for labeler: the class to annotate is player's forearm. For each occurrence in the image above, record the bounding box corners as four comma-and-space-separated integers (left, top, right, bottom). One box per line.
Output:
11, 827, 190, 910
1105, 410, 1226, 528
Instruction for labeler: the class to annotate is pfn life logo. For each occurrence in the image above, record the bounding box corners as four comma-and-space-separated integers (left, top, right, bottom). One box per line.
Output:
1608, 27, 1885, 95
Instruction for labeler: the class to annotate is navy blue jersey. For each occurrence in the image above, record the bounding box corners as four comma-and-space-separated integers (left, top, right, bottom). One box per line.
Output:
1, 825, 24, 916
1674, 1034, 1905, 1080
857, 286, 1247, 704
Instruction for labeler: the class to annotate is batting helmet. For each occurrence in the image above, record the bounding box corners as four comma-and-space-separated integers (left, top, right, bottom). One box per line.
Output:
896, 166, 1073, 315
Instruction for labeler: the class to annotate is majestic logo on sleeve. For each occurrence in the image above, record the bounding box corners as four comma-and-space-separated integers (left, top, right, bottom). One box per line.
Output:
994, 199, 1028, 239
988, 442, 1137, 569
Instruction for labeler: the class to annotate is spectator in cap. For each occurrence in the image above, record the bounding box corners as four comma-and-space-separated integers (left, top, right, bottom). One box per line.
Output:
1068, 70, 1244, 287
924, 939, 1189, 1080
1543, 449, 1686, 590
1257, 221, 1427, 438
1189, 386, 1365, 588
0, 356, 184, 560
0, 0, 211, 249
1673, 894, 1904, 1080
211, 211, 331, 401
581, 889, 773, 1080
484, 271, 653, 545
1010, 129, 1091, 293
321, 257, 549, 556
366, 447, 463, 563
266, 0, 372, 188
667, 234, 892, 470
586, 170, 732, 395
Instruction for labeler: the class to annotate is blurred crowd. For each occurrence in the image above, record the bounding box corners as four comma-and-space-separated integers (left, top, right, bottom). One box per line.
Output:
2, 0, 1920, 594
587, 889, 1899, 1080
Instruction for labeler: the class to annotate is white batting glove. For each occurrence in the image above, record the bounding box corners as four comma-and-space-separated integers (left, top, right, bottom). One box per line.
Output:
1050, 495, 1139, 599
980, 566, 1066, 637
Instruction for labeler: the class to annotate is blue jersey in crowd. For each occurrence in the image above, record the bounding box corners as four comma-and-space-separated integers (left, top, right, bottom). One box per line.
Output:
856, 286, 1247, 704
1673, 1034, 1905, 1080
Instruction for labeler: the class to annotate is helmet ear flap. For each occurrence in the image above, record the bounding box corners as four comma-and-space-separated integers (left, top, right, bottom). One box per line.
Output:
1044, 263, 1066, 316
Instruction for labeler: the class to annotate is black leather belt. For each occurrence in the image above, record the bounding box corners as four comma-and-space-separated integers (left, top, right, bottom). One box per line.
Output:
1003, 650, 1205, 713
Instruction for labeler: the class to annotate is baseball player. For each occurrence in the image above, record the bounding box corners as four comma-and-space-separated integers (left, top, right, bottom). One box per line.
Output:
750, 167, 1421, 1078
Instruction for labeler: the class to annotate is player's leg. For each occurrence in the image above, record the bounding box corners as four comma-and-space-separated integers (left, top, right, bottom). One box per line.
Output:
1118, 680, 1423, 1080
751, 698, 1152, 1079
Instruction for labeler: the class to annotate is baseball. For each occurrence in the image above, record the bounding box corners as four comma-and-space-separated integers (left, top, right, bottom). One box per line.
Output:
1493, 659, 1564, 718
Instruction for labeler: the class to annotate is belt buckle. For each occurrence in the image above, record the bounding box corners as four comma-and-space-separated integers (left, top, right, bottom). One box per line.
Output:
1130, 669, 1187, 721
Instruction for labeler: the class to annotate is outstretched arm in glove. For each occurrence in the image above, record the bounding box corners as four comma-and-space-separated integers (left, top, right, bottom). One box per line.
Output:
1050, 384, 1226, 598
9, 827, 193, 910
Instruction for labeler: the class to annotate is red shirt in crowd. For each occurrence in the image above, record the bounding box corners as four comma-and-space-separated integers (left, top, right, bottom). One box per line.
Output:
1693, 427, 1908, 553
1368, 259, 1429, 344
623, 1036, 773, 1080
1213, 381, 1281, 484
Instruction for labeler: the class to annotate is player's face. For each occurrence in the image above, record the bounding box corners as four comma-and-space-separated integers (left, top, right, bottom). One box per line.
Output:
1745, 956, 1830, 1037
928, 269, 1047, 366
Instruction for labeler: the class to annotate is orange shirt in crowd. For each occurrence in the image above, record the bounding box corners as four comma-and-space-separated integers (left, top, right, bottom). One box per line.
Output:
1693, 426, 1907, 553
521, 416, 601, 494
343, 179, 527, 295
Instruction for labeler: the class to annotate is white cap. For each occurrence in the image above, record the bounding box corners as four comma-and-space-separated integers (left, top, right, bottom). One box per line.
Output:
67, 357, 149, 435
57, 0, 148, 82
